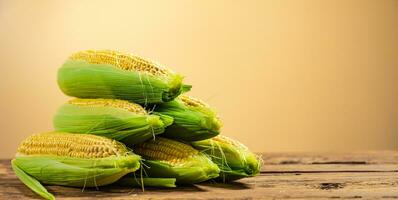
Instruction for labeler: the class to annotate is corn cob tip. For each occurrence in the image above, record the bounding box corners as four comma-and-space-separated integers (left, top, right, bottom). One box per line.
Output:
68, 98, 147, 115
69, 49, 172, 76
16, 131, 131, 158
178, 95, 209, 108
135, 137, 198, 166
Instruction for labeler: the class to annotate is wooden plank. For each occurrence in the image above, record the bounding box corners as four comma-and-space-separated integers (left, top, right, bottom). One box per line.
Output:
261, 151, 398, 165
2, 151, 398, 199
260, 151, 398, 172
2, 171, 398, 199
263, 164, 398, 172
0, 162, 6, 175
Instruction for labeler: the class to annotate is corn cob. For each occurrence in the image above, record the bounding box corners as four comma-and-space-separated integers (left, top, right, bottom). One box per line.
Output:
133, 137, 220, 184
53, 98, 173, 145
58, 50, 191, 104
191, 135, 262, 181
11, 132, 141, 200
154, 95, 222, 141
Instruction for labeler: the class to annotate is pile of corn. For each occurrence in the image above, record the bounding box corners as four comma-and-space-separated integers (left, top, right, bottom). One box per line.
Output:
12, 50, 262, 200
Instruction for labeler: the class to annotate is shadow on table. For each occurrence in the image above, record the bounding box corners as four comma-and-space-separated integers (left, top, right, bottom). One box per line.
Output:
43, 184, 207, 198
198, 180, 253, 190
12, 181, 252, 199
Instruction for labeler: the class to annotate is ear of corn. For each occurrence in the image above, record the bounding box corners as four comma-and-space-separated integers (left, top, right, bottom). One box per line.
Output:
191, 135, 262, 181
53, 98, 173, 145
58, 50, 191, 104
12, 132, 141, 200
133, 137, 220, 184
154, 95, 222, 141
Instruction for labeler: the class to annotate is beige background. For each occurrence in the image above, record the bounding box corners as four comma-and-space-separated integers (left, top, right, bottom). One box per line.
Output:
1, 0, 398, 158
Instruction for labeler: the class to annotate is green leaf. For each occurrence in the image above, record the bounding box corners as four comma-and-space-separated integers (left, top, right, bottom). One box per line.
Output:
11, 159, 55, 200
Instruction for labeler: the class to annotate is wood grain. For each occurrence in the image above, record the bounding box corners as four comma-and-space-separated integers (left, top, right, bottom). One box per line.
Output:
2, 151, 398, 199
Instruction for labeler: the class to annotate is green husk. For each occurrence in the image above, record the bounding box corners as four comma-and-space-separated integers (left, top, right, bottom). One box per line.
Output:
133, 137, 220, 184
139, 157, 220, 184
154, 96, 222, 141
191, 136, 262, 181
11, 160, 55, 200
12, 132, 141, 200
53, 99, 173, 145
13, 155, 140, 200
13, 155, 141, 187
58, 59, 191, 104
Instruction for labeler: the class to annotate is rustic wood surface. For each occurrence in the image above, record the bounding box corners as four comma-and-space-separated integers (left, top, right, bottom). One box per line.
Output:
1, 151, 398, 199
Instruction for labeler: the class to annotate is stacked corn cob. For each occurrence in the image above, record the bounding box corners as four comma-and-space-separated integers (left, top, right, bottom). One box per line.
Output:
12, 50, 262, 200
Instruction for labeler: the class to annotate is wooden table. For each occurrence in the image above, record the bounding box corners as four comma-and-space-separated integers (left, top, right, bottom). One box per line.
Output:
1, 151, 398, 199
